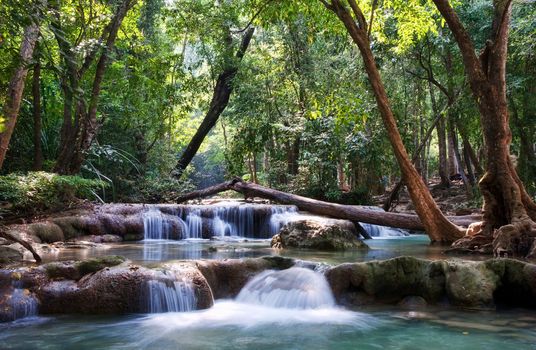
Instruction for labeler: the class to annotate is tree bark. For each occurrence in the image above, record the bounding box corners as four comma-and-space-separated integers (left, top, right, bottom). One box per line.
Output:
322, 0, 464, 242
32, 58, 43, 170
433, 0, 536, 257
0, 22, 40, 169
176, 179, 480, 232
173, 28, 255, 178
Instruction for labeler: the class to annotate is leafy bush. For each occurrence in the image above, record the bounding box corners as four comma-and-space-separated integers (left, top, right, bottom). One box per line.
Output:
118, 172, 196, 203
0, 172, 107, 216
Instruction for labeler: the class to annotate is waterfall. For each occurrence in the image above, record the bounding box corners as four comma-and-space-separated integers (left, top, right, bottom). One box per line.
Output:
147, 280, 197, 313
268, 206, 299, 235
185, 209, 203, 239
143, 208, 172, 240
360, 223, 409, 237
143, 204, 300, 241
5, 280, 39, 321
236, 267, 335, 309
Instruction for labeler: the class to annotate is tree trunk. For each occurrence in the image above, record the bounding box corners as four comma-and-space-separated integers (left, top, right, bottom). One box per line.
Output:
173, 28, 255, 178
32, 58, 43, 170
322, 0, 464, 242
433, 0, 536, 257
176, 179, 479, 231
0, 22, 40, 169
54, 0, 137, 174
382, 98, 449, 211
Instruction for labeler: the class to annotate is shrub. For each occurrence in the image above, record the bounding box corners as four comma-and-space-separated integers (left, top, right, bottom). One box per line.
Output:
0, 171, 107, 216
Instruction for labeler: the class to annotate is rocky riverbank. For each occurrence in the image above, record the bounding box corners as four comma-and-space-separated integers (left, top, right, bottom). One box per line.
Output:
1, 255, 535, 322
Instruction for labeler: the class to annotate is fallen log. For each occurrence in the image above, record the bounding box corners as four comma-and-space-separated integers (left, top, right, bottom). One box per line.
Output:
176, 179, 481, 236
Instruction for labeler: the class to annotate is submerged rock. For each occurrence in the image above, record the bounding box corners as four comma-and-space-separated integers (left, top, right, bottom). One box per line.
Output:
271, 219, 368, 251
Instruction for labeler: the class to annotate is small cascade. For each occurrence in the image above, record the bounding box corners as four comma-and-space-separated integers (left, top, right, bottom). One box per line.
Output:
147, 280, 196, 313
236, 267, 335, 309
212, 211, 233, 237
3, 280, 39, 321
185, 209, 203, 239
143, 208, 171, 240
268, 206, 299, 235
360, 223, 409, 237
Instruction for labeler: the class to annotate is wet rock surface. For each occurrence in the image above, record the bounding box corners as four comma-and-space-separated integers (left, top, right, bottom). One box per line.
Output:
1, 255, 536, 321
271, 219, 368, 251
326, 256, 536, 309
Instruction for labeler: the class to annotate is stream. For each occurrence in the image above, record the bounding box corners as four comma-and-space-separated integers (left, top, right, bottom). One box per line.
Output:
1, 204, 534, 349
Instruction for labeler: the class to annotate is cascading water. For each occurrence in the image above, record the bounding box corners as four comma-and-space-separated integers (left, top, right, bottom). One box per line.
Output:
268, 206, 298, 235
3, 279, 39, 321
185, 209, 203, 239
147, 280, 197, 313
143, 208, 172, 240
360, 223, 409, 237
236, 267, 335, 309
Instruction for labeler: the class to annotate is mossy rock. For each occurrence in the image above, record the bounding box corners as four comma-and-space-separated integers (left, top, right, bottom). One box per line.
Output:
0, 245, 23, 264
52, 217, 87, 240
74, 256, 126, 276
445, 260, 499, 309
45, 256, 126, 280
29, 222, 64, 243
273, 220, 368, 251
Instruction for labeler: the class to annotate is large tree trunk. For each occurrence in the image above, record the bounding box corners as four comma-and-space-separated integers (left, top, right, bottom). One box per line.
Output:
173, 28, 255, 178
54, 0, 137, 174
32, 58, 43, 170
0, 22, 40, 170
433, 0, 536, 257
176, 179, 479, 232
322, 0, 464, 242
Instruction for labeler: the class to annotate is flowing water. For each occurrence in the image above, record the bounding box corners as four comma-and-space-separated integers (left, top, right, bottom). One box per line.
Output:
6, 203, 532, 348
146, 280, 196, 313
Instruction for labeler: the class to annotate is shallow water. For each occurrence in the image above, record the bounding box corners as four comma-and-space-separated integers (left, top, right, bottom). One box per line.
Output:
38, 235, 485, 266
1, 304, 535, 350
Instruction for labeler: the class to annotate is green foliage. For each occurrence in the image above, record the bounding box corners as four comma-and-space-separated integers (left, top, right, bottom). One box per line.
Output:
0, 172, 107, 215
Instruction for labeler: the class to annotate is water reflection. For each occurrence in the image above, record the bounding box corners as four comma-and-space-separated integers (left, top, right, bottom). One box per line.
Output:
38, 235, 490, 266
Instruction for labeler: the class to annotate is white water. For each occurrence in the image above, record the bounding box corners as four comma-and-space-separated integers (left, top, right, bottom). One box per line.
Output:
185, 209, 203, 239
141, 300, 370, 329
143, 208, 172, 240
147, 280, 196, 313
360, 223, 409, 237
237, 267, 335, 309
6, 280, 39, 321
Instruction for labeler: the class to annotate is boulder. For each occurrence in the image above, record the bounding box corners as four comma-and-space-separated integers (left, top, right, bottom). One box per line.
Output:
271, 219, 368, 251
0, 245, 24, 264
38, 262, 213, 314
326, 256, 446, 306
196, 256, 295, 299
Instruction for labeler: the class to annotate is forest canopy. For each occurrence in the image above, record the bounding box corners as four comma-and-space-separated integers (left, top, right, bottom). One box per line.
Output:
0, 0, 535, 255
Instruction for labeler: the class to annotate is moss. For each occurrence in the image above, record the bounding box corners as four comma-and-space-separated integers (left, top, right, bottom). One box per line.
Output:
123, 233, 143, 241
262, 256, 295, 270
44, 262, 77, 280
52, 217, 86, 240
29, 222, 65, 243
74, 256, 126, 276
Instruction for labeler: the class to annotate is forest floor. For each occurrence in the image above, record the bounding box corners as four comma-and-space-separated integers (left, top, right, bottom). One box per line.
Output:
374, 178, 482, 217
